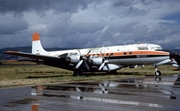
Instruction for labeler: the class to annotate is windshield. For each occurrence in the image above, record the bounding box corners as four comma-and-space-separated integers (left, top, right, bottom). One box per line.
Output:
154, 47, 162, 51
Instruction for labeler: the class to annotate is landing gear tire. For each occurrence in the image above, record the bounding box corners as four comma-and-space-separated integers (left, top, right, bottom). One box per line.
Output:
73, 71, 78, 76
112, 70, 118, 74
73, 70, 82, 76
155, 70, 161, 77
108, 70, 118, 74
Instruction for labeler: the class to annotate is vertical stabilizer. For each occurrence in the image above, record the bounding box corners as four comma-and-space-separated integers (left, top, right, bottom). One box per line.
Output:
32, 32, 47, 55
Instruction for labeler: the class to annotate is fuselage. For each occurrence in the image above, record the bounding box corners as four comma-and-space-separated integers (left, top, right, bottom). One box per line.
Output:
40, 43, 168, 71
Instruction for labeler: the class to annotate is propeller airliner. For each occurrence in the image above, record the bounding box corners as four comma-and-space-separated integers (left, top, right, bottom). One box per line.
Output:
4, 32, 175, 76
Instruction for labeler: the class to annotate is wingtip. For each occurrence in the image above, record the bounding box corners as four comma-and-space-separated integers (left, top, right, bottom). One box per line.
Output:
32, 32, 40, 41
4, 51, 19, 54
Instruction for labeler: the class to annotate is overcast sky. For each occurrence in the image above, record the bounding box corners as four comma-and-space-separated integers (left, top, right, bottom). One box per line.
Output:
0, 0, 180, 49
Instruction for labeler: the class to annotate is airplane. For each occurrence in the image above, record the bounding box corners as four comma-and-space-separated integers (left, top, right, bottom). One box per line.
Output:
4, 32, 173, 76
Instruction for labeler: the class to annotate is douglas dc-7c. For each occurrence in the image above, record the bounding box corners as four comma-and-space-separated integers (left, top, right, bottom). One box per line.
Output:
4, 32, 174, 76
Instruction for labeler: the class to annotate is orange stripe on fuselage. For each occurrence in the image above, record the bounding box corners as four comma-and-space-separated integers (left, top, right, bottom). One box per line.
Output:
84, 50, 169, 57
122, 50, 169, 56
32, 32, 40, 41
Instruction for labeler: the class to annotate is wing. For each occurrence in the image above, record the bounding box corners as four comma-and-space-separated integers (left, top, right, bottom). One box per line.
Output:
4, 51, 74, 70
4, 51, 60, 60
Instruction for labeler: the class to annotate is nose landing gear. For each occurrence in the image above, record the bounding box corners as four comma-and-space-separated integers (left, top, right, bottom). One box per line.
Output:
155, 66, 161, 77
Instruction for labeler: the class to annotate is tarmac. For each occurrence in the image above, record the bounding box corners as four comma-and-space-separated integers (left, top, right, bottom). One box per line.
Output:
0, 74, 180, 111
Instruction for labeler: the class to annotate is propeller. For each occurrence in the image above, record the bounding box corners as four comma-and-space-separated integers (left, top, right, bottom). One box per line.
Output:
153, 59, 171, 66
75, 49, 91, 70
98, 52, 113, 72
75, 60, 84, 69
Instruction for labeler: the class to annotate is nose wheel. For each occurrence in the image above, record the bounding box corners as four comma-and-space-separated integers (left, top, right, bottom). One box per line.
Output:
73, 70, 82, 76
155, 66, 161, 77
155, 70, 161, 77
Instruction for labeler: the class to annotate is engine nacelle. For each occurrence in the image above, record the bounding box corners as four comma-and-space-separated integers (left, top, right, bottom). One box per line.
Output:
172, 64, 180, 68
89, 57, 103, 65
66, 53, 80, 64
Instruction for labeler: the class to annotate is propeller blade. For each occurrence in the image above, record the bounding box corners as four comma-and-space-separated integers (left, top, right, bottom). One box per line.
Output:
100, 51, 103, 58
77, 48, 81, 55
105, 63, 110, 72
153, 59, 171, 66
107, 53, 113, 59
75, 60, 83, 69
98, 62, 105, 71
87, 50, 91, 55
84, 61, 90, 70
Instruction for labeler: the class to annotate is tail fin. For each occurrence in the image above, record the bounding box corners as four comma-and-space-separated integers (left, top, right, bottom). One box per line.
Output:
32, 32, 47, 55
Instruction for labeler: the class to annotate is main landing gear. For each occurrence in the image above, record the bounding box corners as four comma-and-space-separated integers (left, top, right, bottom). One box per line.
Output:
107, 70, 118, 74
155, 66, 161, 77
73, 70, 82, 76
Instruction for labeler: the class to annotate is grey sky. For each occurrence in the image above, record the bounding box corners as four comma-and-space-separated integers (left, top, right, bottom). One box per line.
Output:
0, 0, 180, 49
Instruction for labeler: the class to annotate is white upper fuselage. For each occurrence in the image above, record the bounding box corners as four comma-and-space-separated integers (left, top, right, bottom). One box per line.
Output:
45, 43, 162, 57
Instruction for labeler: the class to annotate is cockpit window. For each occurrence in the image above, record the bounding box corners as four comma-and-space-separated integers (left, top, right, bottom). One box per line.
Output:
70, 52, 77, 55
155, 47, 162, 51
137, 46, 148, 50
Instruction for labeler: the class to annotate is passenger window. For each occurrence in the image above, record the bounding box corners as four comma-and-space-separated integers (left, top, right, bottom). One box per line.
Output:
124, 52, 126, 55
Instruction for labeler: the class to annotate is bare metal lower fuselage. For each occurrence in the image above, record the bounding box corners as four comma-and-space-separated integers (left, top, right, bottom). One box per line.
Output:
100, 56, 170, 71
